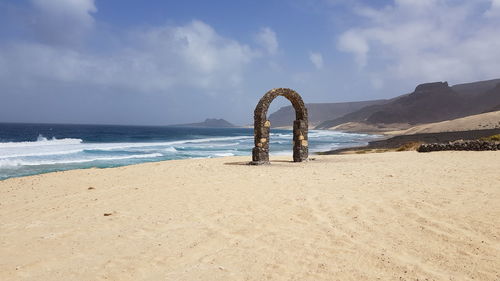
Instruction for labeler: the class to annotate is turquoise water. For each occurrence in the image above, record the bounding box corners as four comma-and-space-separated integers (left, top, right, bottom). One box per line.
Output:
0, 123, 377, 180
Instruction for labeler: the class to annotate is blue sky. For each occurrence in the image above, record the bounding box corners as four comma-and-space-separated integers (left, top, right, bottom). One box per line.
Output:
0, 0, 499, 125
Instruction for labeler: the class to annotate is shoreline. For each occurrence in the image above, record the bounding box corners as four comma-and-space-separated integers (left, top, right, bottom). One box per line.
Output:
3, 126, 497, 182
4, 127, 498, 181
1, 153, 499, 280
0, 126, 377, 181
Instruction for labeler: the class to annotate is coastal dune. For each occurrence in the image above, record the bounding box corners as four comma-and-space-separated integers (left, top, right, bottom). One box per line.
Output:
1, 152, 499, 280
390, 110, 500, 135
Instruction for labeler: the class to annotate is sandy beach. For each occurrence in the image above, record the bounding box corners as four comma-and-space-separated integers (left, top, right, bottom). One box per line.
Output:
1, 152, 499, 280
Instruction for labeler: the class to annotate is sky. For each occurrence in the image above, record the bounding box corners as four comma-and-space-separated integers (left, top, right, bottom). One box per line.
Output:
0, 0, 499, 125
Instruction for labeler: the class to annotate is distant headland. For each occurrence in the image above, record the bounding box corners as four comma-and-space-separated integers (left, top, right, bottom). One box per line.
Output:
168, 118, 236, 128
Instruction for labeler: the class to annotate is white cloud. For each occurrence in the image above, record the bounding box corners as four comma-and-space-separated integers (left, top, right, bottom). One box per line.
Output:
30, 0, 97, 46
370, 76, 384, 90
32, 0, 96, 19
394, 0, 438, 9
0, 20, 258, 93
309, 52, 324, 69
485, 0, 500, 17
255, 27, 279, 55
338, 30, 369, 67
338, 0, 500, 83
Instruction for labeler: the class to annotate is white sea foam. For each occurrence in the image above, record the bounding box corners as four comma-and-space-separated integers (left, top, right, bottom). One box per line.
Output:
191, 142, 241, 148
212, 152, 235, 157
0, 135, 86, 159
164, 147, 177, 153
0, 136, 83, 148
271, 151, 293, 156
0, 149, 84, 159
0, 130, 377, 178
88, 136, 252, 151
0, 153, 163, 168
0, 135, 254, 160
270, 133, 293, 138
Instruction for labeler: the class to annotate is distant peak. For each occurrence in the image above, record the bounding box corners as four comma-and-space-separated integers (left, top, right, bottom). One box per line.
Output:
170, 118, 235, 128
415, 81, 449, 92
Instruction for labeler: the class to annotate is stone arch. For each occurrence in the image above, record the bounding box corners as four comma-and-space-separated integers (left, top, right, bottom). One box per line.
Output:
251, 88, 308, 165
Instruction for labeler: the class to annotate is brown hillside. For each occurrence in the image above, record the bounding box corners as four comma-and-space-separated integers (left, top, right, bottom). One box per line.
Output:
316, 79, 500, 129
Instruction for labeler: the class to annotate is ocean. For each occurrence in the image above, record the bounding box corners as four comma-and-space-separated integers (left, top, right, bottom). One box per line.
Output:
0, 123, 377, 180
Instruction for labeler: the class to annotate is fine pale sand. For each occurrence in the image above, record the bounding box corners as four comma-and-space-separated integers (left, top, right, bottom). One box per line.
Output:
326, 121, 412, 134
388, 110, 500, 135
1, 152, 499, 280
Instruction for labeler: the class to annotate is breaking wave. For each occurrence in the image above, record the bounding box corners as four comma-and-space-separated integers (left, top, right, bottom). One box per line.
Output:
0, 153, 163, 168
0, 135, 83, 148
0, 129, 376, 180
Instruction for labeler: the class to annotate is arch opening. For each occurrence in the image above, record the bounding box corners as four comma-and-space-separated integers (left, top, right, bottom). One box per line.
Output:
251, 88, 308, 165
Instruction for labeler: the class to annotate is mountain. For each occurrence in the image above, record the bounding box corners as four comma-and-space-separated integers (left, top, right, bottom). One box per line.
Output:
487, 104, 500, 112
472, 83, 500, 112
170, 118, 236, 128
365, 82, 469, 124
314, 95, 408, 129
316, 79, 500, 130
451, 78, 500, 96
268, 100, 387, 128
